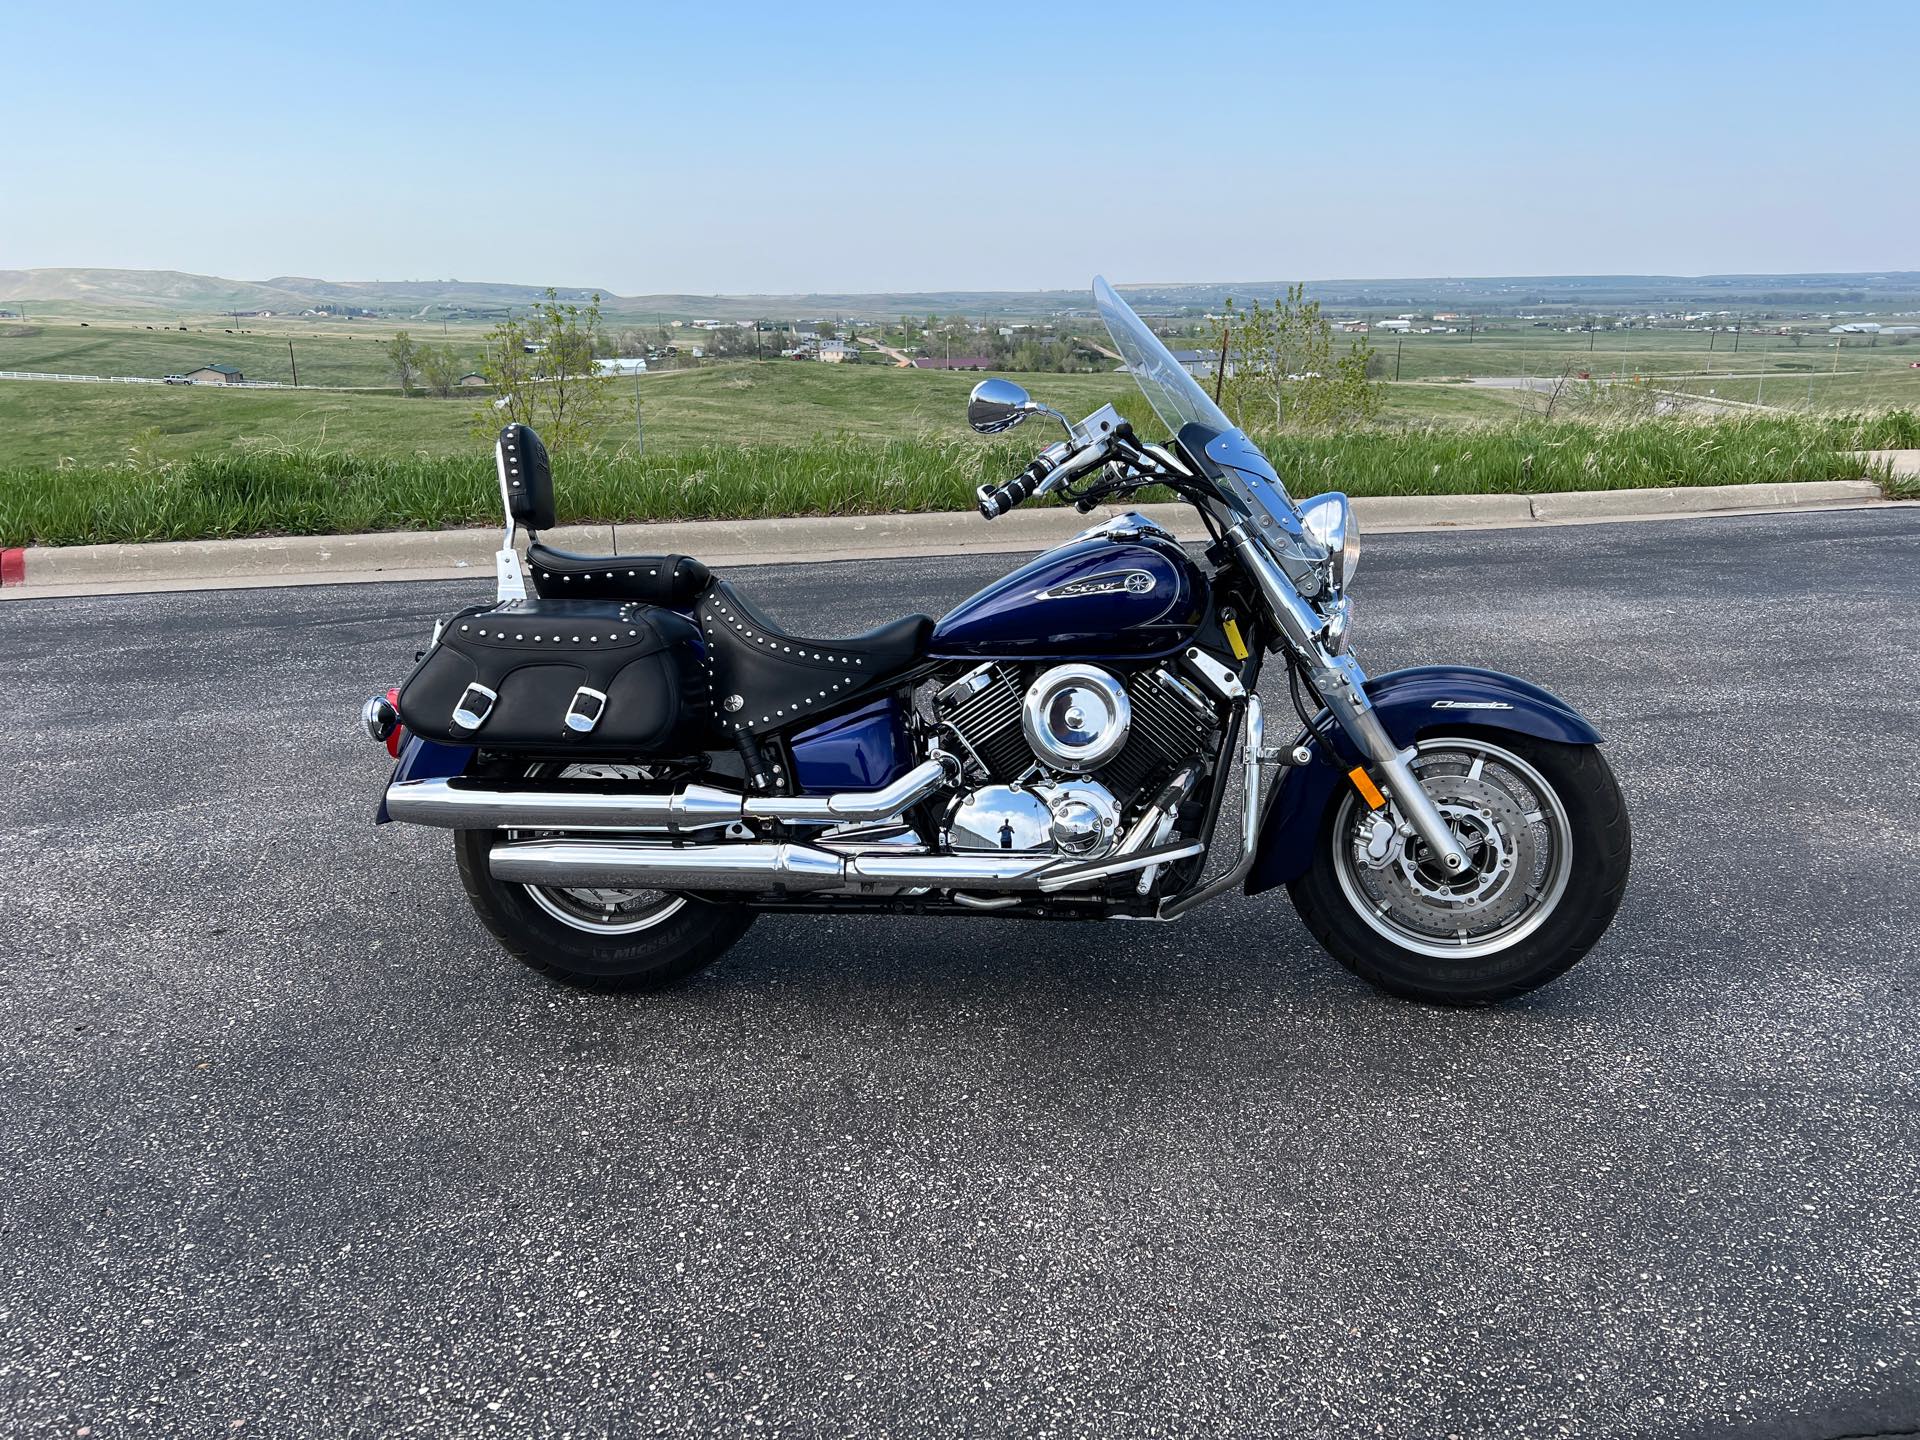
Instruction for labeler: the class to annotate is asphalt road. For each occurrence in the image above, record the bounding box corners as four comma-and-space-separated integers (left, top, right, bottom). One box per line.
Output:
3, 509, 1917, 1439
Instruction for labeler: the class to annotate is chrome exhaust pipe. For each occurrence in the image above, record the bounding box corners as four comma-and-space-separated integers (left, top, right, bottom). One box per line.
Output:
491, 839, 851, 891
386, 756, 957, 833
385, 778, 742, 831
487, 833, 1205, 896
488, 837, 1062, 893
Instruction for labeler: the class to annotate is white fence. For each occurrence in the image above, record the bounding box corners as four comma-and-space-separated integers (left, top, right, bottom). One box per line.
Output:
0, 370, 289, 389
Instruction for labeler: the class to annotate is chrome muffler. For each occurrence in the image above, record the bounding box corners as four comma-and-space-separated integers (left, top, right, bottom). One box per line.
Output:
489, 838, 1060, 893
385, 756, 957, 833
487, 835, 1205, 896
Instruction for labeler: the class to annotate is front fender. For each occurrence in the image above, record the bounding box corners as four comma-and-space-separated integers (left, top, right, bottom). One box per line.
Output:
1245, 665, 1602, 895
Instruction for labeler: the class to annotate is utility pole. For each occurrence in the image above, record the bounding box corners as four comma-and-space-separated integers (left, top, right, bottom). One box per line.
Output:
1394, 335, 1403, 382
635, 372, 644, 453
287, 339, 299, 387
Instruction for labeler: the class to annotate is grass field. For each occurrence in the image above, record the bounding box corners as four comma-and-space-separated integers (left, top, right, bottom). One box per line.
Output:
2, 326, 1911, 548
0, 363, 1540, 469
1369, 326, 1920, 408
0, 321, 432, 388
3, 411, 1909, 548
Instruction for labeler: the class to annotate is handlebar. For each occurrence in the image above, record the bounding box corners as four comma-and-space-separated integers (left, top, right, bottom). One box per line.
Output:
976, 432, 1131, 521
976, 451, 1061, 519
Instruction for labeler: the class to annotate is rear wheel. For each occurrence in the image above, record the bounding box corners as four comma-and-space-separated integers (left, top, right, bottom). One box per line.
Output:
453, 763, 754, 991
1288, 732, 1629, 1005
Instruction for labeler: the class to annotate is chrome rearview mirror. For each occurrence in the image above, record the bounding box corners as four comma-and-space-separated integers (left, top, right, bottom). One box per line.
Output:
966, 377, 1035, 434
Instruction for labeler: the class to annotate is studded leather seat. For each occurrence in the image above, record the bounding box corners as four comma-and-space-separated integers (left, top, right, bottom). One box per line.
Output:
695, 580, 932, 736
527, 543, 711, 606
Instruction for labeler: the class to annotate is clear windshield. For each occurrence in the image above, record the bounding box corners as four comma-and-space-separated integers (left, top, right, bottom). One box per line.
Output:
1094, 275, 1234, 437
1094, 275, 1304, 540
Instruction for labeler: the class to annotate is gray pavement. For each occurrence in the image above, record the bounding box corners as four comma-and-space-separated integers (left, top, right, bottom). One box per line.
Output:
2, 509, 1917, 1439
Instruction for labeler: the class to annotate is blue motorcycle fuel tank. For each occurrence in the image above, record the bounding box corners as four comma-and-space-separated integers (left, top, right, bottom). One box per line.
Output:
931, 528, 1206, 659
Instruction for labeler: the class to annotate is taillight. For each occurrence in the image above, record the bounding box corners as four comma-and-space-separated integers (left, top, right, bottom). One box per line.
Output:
361, 689, 404, 756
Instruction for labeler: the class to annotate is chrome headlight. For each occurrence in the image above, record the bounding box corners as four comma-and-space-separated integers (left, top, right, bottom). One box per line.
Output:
1297, 491, 1358, 592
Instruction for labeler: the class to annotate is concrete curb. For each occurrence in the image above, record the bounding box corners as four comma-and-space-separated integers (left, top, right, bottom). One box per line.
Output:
0, 479, 1898, 598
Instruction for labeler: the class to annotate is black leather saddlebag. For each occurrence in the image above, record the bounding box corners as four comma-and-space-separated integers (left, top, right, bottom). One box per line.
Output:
396, 599, 712, 754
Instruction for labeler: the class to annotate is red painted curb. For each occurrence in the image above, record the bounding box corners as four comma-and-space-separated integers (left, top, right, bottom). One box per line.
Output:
0, 548, 24, 587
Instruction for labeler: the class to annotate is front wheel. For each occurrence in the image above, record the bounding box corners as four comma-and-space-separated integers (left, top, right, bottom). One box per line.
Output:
1288, 731, 1629, 1005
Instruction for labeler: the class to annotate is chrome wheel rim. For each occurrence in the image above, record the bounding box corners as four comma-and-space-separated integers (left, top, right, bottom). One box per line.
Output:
1331, 737, 1573, 961
511, 763, 688, 936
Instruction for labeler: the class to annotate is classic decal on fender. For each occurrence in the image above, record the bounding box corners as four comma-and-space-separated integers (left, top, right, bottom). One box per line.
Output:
1039, 570, 1157, 601
1430, 699, 1515, 709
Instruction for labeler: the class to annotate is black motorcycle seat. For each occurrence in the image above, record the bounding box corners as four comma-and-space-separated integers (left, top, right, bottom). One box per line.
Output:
527, 543, 711, 606
696, 580, 932, 735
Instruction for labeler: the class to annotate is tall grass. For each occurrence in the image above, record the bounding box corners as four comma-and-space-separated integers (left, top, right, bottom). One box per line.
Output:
1, 410, 1910, 547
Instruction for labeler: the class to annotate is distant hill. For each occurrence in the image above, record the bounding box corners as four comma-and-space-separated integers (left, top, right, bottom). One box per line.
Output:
4, 266, 1918, 321
0, 269, 613, 315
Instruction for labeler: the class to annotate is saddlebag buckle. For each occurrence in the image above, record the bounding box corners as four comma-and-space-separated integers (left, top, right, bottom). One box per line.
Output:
565, 686, 609, 734
451, 682, 499, 732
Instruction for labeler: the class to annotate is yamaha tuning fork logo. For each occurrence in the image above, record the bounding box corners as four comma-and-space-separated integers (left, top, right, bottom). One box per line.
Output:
1040, 570, 1157, 601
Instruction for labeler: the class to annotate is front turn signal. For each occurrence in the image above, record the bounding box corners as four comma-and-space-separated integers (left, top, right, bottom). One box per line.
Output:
1348, 766, 1387, 810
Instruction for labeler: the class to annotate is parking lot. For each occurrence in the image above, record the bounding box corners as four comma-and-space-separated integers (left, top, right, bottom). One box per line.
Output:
2, 508, 1917, 1438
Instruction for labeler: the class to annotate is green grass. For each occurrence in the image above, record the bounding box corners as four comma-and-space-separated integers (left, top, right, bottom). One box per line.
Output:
4, 411, 1908, 548
1371, 326, 1920, 412
0, 322, 428, 388
0, 362, 1542, 471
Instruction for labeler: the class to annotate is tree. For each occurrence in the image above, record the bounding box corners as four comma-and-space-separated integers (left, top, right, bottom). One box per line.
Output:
1206, 284, 1382, 432
386, 330, 421, 394
473, 289, 615, 452
419, 343, 466, 398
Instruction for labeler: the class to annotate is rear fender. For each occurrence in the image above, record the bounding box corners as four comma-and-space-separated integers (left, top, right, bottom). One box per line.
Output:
375, 734, 475, 823
1246, 665, 1602, 895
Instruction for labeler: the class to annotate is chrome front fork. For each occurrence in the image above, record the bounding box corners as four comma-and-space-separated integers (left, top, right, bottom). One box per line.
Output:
1309, 655, 1469, 875
1229, 525, 1470, 876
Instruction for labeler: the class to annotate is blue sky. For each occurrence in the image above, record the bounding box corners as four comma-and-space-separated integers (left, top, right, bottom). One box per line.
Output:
3, 0, 1914, 293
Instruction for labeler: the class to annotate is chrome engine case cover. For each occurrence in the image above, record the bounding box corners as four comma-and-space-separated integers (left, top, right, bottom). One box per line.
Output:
944, 784, 1054, 852
1041, 779, 1122, 856
944, 779, 1123, 858
1021, 664, 1132, 772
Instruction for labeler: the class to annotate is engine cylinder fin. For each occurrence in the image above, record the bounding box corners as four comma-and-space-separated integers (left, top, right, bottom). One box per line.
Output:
933, 661, 1220, 799
1099, 667, 1217, 799
939, 664, 1028, 782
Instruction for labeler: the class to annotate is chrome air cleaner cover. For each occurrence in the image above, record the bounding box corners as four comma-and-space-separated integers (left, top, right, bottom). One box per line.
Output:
1021, 664, 1131, 772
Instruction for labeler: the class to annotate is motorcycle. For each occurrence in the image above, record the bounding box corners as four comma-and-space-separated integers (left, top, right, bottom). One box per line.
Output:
362, 278, 1629, 1005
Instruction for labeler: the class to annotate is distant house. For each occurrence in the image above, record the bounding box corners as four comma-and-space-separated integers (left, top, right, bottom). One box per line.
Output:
816, 339, 855, 363
184, 363, 244, 384
912, 356, 993, 370
1168, 348, 1236, 379
458, 372, 490, 387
